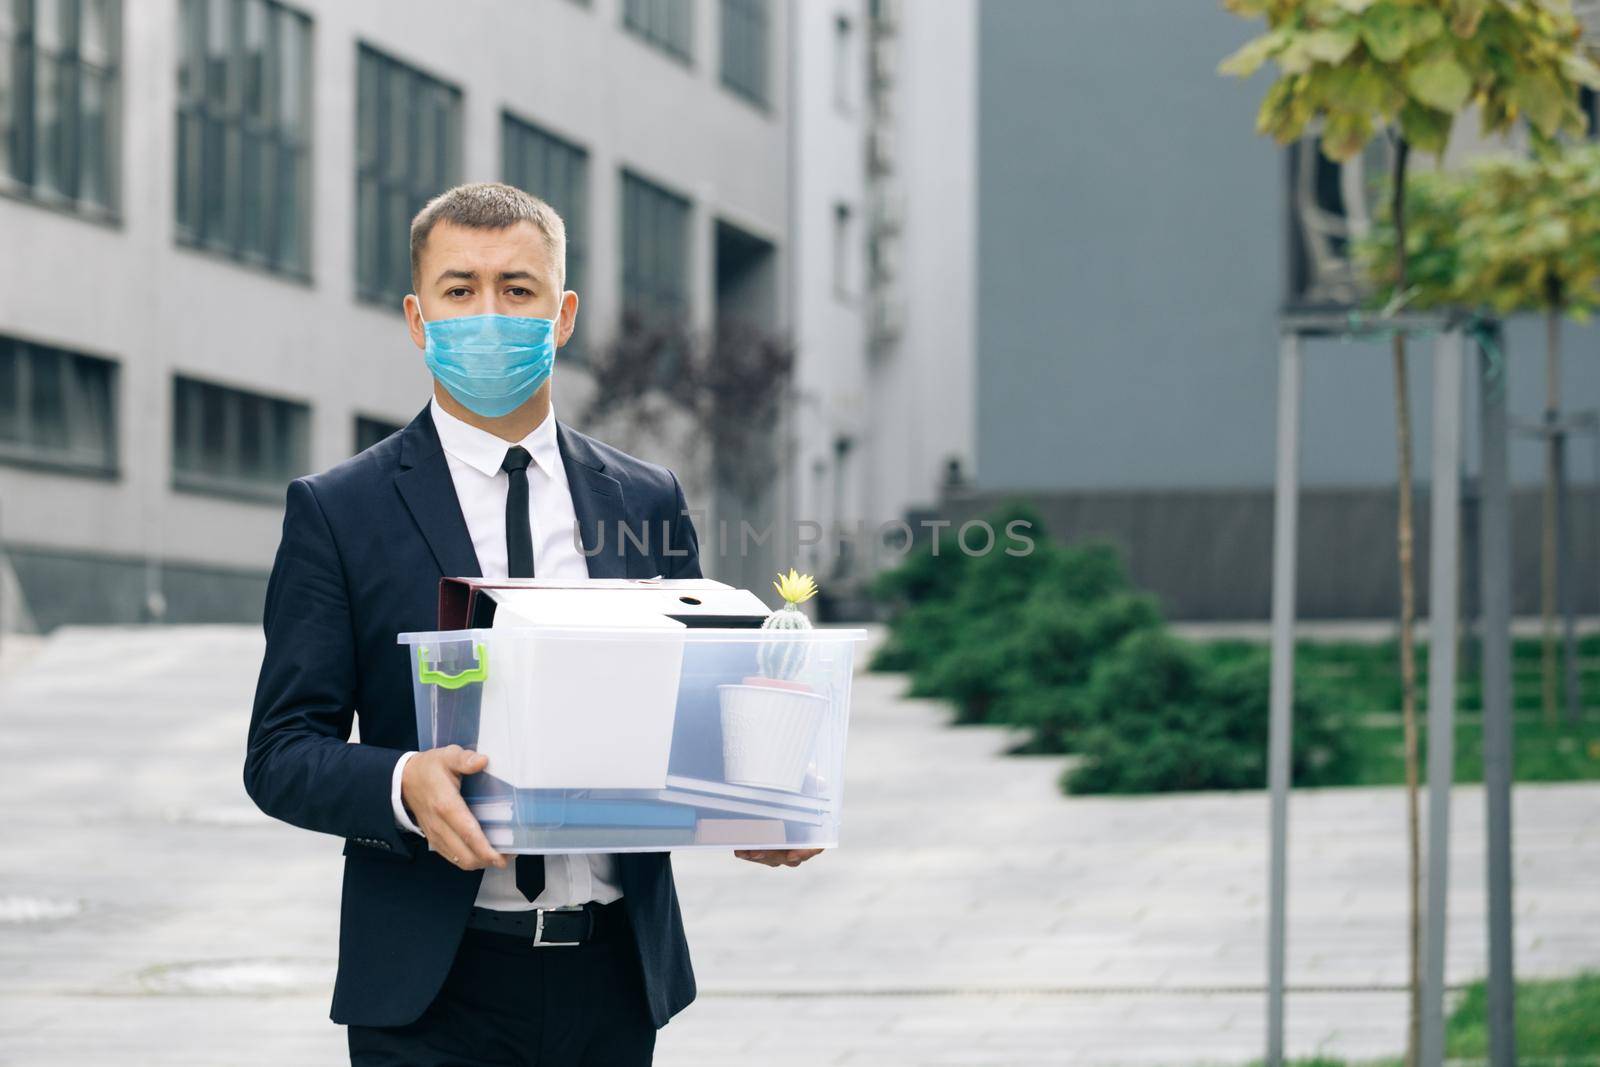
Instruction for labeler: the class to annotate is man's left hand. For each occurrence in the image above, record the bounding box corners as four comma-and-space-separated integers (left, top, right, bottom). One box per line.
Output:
734, 848, 824, 868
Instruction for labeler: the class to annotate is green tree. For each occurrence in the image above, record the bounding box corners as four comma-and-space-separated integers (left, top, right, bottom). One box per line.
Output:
1362, 145, 1600, 725
1218, 3, 1600, 1060
1457, 148, 1600, 726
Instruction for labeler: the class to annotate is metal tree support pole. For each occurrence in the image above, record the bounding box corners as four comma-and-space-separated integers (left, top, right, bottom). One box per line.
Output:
1420, 328, 1464, 1067
1266, 331, 1302, 1067
1478, 326, 1518, 1067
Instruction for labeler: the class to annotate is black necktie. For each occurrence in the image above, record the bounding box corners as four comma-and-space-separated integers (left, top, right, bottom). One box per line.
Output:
500, 445, 544, 902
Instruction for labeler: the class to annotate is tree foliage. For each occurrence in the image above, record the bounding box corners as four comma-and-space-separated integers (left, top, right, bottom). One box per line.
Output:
1219, 0, 1600, 161
1355, 164, 1473, 308
1451, 145, 1600, 314
1357, 144, 1600, 316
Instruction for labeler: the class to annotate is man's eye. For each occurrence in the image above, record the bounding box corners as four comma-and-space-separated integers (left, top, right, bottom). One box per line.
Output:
507, 287, 532, 298
446, 287, 469, 298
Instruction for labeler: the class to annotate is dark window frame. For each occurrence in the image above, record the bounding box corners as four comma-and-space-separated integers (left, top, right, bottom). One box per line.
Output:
718, 0, 768, 109
832, 13, 855, 114
175, 0, 314, 280
354, 42, 462, 310
620, 167, 693, 381
622, 0, 694, 65
620, 166, 692, 327
353, 413, 402, 454
0, 0, 122, 220
0, 333, 119, 477
170, 373, 310, 503
501, 110, 590, 361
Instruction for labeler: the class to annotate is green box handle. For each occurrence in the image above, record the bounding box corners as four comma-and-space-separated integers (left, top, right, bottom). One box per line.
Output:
416, 643, 489, 689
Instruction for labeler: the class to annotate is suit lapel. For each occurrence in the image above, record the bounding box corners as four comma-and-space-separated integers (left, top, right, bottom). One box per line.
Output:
394, 404, 483, 581
557, 420, 630, 579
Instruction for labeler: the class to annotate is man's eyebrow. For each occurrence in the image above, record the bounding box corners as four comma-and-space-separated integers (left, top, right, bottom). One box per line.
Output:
433, 268, 540, 285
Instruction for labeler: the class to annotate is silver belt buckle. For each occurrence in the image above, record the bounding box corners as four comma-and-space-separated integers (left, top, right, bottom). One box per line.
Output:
531, 905, 586, 948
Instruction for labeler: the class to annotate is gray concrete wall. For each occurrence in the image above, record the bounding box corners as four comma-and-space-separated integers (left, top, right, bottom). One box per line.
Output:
974, 0, 1600, 493
6, 545, 268, 631
939, 485, 1600, 622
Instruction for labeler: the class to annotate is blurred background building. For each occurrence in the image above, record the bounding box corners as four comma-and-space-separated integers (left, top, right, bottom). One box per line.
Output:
0, 0, 974, 629
942, 0, 1600, 621
0, 0, 1594, 630
788, 0, 975, 617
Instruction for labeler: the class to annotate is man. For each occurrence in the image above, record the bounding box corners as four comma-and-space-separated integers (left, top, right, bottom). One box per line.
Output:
243, 182, 821, 1066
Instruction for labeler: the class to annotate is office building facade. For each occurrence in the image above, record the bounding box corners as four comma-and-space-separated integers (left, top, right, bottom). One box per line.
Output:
0, 0, 790, 628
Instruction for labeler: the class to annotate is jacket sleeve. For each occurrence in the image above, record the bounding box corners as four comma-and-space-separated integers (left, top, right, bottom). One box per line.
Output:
661, 470, 703, 580
243, 476, 417, 859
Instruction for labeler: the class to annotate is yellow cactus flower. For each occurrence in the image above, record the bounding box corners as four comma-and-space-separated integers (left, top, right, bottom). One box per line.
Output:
772, 568, 818, 606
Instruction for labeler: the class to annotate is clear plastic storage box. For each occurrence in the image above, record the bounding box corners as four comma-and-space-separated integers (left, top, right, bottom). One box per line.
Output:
399, 626, 867, 853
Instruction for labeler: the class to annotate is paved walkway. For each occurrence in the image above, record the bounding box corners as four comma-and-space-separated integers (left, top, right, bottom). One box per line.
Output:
0, 625, 1596, 1066
1169, 614, 1600, 643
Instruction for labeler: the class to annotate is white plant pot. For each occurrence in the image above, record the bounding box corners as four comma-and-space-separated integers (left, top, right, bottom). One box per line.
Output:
717, 682, 829, 793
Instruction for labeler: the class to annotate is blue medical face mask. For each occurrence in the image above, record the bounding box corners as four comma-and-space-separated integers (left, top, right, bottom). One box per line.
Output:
418, 306, 557, 418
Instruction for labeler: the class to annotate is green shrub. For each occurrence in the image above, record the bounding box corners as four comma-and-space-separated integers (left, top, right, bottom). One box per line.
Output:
994, 591, 1166, 751
870, 501, 1354, 796
901, 538, 1153, 729
869, 501, 1054, 680
903, 532, 1072, 721
868, 521, 969, 609
1063, 630, 1351, 795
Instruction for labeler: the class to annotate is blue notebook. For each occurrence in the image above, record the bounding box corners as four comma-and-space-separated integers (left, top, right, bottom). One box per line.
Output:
513, 793, 699, 829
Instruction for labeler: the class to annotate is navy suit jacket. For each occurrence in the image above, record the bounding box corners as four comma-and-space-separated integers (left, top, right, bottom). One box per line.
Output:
243, 402, 701, 1029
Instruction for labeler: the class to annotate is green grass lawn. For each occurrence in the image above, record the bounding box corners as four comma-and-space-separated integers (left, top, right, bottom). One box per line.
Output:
1447, 973, 1600, 1061
1232, 972, 1600, 1066
1194, 633, 1600, 788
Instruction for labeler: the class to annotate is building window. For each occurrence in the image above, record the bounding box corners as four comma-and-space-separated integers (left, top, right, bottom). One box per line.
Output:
0, 0, 120, 217
177, 0, 312, 279
622, 0, 693, 63
502, 112, 588, 358
0, 334, 116, 474
833, 202, 855, 299
172, 375, 308, 499
175, 0, 312, 276
720, 0, 767, 106
353, 414, 401, 453
355, 44, 461, 309
833, 14, 854, 112
1286, 134, 1385, 311
621, 168, 691, 328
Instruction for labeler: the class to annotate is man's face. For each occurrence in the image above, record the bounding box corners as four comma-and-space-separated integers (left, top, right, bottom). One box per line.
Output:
404, 219, 578, 351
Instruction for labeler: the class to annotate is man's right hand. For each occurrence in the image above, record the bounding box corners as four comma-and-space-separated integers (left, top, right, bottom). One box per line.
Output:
400, 745, 508, 872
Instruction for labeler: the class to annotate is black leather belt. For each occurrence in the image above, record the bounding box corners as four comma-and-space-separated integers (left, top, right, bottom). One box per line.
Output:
465, 900, 626, 947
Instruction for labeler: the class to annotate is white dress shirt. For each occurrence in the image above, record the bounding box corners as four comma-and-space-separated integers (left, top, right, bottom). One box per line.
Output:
389, 396, 624, 911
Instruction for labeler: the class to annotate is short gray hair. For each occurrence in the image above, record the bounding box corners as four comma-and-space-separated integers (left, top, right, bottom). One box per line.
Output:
409, 181, 567, 291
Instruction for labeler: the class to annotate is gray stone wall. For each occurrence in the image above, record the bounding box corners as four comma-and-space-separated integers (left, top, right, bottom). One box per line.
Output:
937, 486, 1599, 621
5, 545, 268, 631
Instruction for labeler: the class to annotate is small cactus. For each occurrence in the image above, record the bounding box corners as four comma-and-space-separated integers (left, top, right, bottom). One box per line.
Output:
758, 569, 817, 681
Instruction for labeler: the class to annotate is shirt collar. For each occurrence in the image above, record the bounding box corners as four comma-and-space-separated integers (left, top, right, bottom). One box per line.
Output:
430, 395, 561, 479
